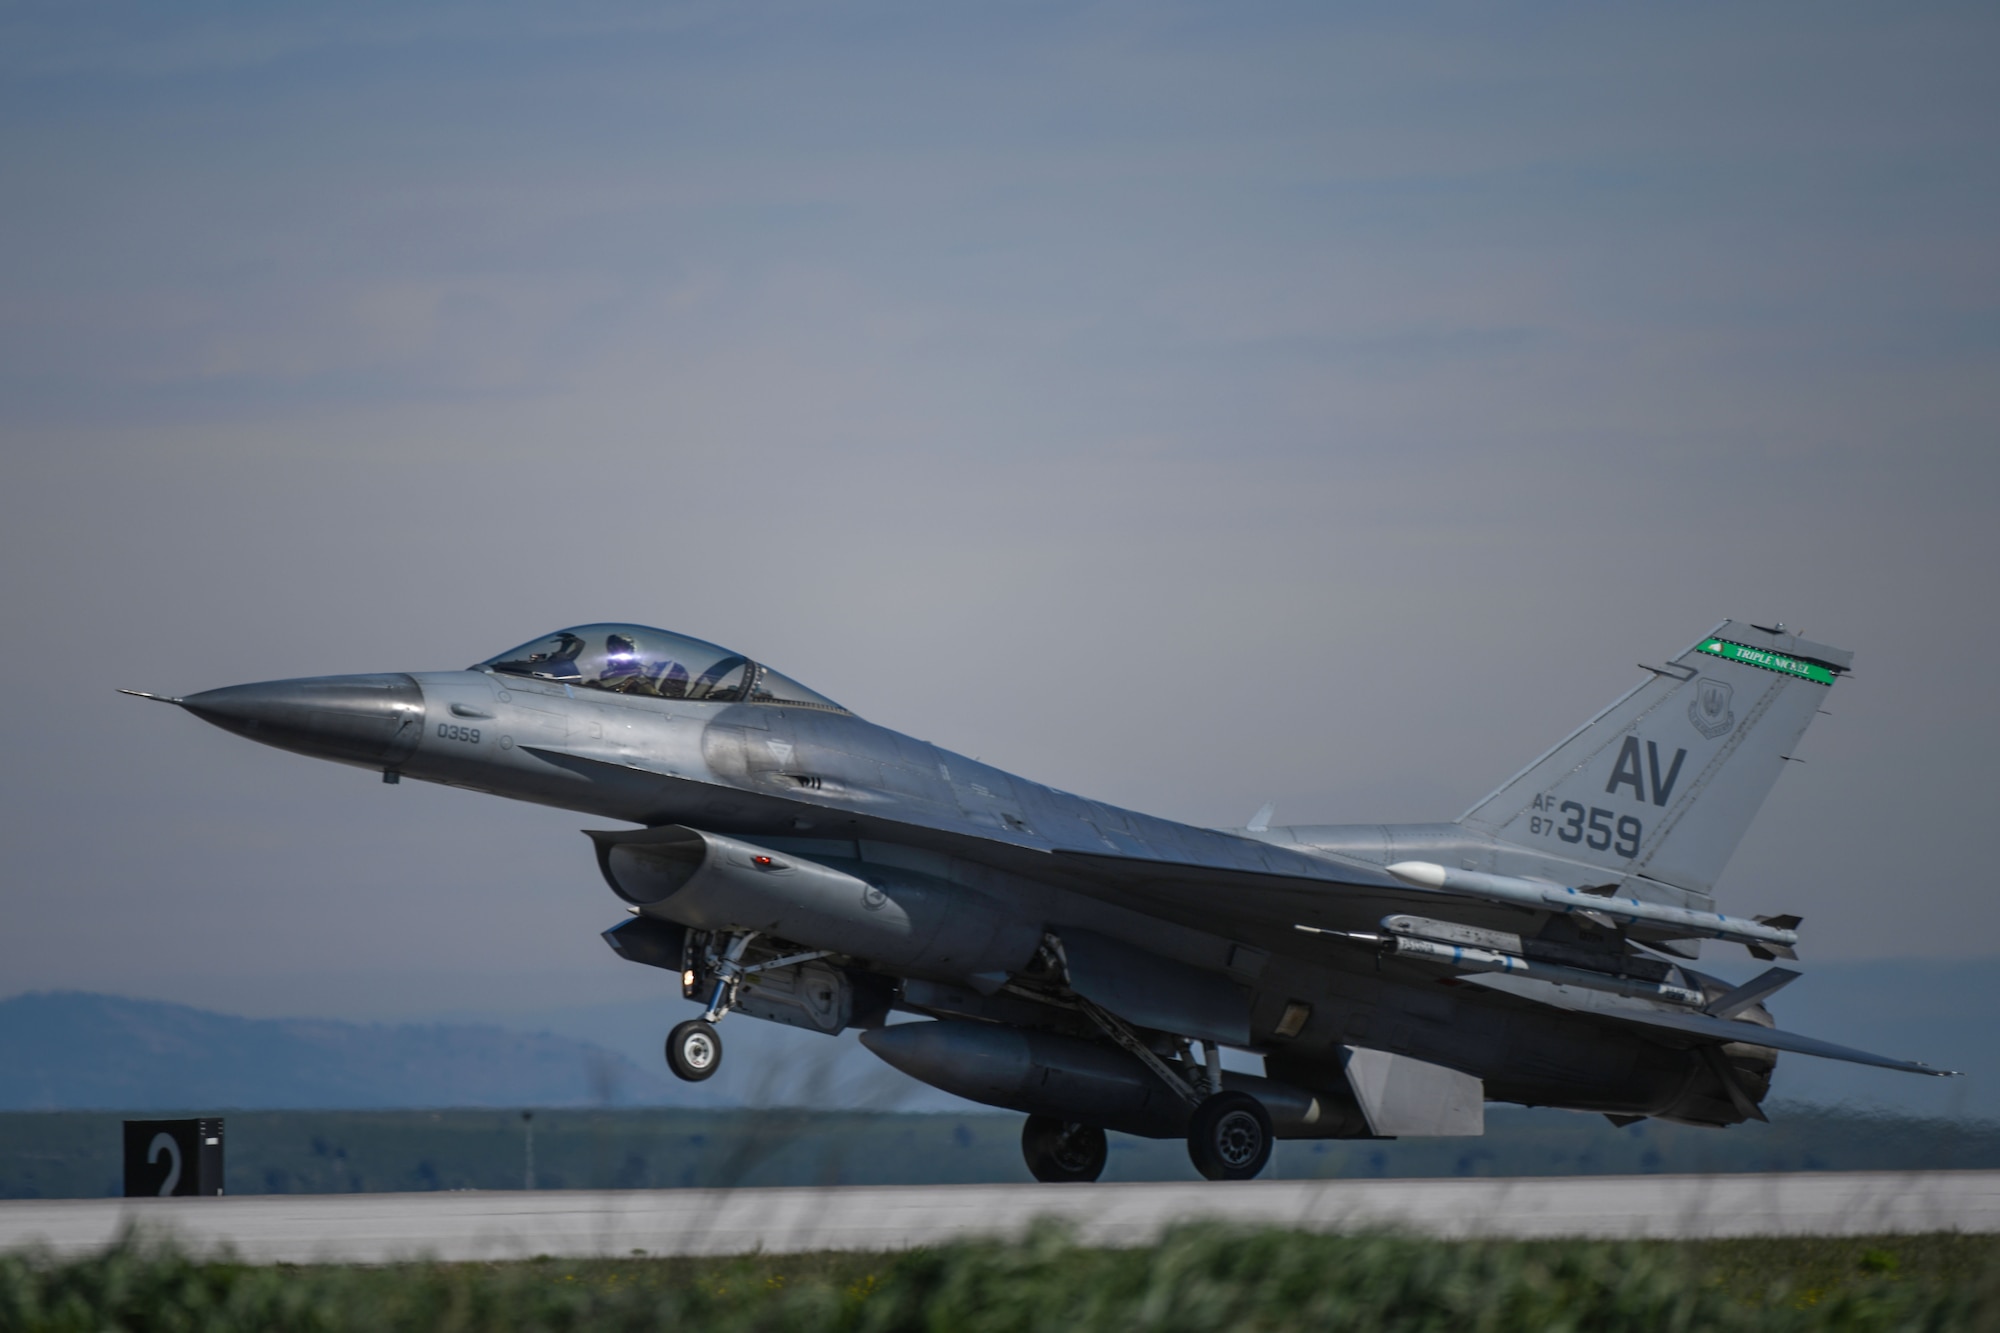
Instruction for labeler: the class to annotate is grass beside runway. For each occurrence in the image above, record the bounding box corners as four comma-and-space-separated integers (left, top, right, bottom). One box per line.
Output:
4, 1227, 1999, 1331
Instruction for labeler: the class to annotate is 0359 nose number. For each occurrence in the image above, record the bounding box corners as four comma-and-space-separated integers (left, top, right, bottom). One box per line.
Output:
436, 723, 482, 744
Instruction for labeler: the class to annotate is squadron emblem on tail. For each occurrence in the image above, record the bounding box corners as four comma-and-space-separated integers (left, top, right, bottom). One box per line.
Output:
1689, 676, 1735, 739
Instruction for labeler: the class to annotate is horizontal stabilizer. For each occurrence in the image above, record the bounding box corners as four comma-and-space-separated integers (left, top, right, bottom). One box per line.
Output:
1463, 973, 1955, 1077
1704, 966, 1800, 1019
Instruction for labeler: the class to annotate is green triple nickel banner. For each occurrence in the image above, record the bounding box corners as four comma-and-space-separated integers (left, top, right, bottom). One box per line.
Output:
1695, 638, 1838, 685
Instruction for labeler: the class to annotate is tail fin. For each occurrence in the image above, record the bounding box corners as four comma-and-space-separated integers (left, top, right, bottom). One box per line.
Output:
1460, 621, 1850, 900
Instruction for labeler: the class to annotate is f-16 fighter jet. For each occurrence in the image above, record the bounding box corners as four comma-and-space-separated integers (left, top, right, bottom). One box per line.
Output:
126, 619, 1950, 1181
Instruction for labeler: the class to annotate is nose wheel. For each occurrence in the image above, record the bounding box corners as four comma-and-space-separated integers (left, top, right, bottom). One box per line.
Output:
661, 930, 835, 1084
1186, 1090, 1273, 1181
665, 1018, 723, 1082
1021, 1115, 1108, 1183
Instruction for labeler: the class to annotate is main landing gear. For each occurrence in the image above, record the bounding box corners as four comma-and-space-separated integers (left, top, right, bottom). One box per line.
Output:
1185, 1090, 1274, 1181
1013, 1090, 1275, 1184
1008, 985, 1277, 1182
1021, 1116, 1109, 1183
1051, 959, 1274, 1182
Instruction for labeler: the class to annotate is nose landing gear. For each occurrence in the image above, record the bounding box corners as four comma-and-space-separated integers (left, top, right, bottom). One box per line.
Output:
662, 931, 836, 1083
665, 1018, 723, 1081
663, 931, 756, 1083
698, 933, 757, 1024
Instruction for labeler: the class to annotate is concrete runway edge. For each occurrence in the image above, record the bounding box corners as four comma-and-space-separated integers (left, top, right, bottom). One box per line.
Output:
5, 1172, 1999, 1265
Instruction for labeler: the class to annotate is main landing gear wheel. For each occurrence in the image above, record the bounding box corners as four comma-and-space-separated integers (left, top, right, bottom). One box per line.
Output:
1021, 1116, 1108, 1183
1186, 1090, 1273, 1181
665, 1018, 723, 1082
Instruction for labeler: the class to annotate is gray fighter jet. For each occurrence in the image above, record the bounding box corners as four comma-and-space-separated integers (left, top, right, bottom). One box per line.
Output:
126, 619, 1950, 1181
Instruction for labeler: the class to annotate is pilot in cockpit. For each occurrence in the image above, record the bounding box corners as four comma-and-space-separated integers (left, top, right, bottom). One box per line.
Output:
599, 633, 645, 692
480, 624, 842, 712
598, 633, 693, 698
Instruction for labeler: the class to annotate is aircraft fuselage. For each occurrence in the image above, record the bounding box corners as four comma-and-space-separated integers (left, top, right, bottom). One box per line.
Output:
169, 659, 1765, 1135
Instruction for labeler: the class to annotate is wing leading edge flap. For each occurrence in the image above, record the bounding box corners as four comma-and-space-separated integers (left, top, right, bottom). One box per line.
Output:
1463, 973, 1955, 1076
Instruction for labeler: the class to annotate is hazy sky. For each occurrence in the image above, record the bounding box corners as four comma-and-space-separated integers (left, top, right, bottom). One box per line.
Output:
3, 2, 1997, 1031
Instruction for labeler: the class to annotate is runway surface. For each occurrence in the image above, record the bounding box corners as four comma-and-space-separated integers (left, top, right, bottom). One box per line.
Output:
6, 1171, 2000, 1263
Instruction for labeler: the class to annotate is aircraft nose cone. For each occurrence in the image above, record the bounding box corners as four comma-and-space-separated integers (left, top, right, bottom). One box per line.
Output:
181, 673, 425, 768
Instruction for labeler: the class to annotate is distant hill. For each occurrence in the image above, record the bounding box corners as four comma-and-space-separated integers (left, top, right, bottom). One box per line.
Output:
0, 992, 669, 1111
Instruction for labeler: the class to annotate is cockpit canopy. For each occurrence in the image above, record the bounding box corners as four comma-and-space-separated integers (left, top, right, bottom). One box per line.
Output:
476, 624, 847, 712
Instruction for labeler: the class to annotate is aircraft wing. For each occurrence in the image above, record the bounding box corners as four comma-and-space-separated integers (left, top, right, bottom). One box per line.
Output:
1043, 846, 1548, 939
543, 747, 1950, 1075
533, 744, 1549, 938
539, 740, 1771, 954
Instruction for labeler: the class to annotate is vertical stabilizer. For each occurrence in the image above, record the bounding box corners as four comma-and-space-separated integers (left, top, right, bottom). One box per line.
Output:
1459, 621, 1850, 898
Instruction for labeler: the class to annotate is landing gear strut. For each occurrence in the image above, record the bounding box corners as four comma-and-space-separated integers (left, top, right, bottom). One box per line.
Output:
1049, 936, 1274, 1182
1021, 1115, 1108, 1183
700, 932, 758, 1024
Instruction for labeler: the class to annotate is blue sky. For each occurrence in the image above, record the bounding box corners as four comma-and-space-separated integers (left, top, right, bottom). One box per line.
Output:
2, 2, 1996, 1054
